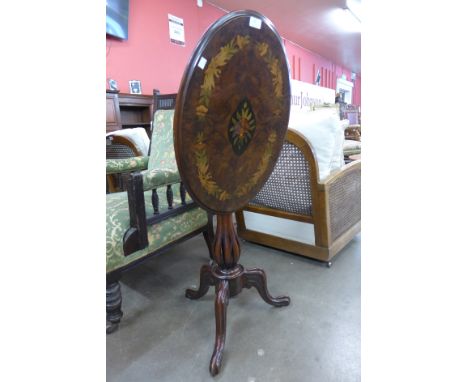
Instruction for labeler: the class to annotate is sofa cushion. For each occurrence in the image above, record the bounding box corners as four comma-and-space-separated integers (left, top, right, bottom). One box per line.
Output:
106, 187, 208, 273
149, 110, 179, 173
288, 104, 342, 181
330, 118, 349, 171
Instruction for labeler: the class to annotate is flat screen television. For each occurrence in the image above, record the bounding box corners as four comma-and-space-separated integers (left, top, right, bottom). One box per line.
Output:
106, 0, 129, 40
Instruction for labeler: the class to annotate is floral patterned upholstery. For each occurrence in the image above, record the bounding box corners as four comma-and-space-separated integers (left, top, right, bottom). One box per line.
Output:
106, 187, 208, 273
105, 110, 179, 186
106, 102, 211, 334
106, 156, 149, 174
140, 109, 181, 190
142, 168, 180, 191
106, 108, 209, 274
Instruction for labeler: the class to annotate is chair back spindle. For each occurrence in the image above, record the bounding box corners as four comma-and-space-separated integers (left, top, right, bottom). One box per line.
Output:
166, 184, 174, 209
151, 189, 159, 214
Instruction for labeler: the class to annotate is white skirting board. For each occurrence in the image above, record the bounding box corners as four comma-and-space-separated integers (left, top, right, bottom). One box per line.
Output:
242, 211, 316, 245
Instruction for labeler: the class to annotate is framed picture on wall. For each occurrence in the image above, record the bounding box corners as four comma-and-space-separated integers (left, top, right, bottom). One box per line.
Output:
129, 80, 142, 94
108, 79, 119, 91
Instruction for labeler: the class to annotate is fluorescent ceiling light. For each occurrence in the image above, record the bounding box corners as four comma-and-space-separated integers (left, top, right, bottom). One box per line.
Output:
346, 0, 361, 22
329, 8, 360, 33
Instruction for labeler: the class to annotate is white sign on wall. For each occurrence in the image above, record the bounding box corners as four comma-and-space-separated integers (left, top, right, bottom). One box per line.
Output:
290, 79, 335, 112
168, 14, 185, 46
289, 79, 335, 126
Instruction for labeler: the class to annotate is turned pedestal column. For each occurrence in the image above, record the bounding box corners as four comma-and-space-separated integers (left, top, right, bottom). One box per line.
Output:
186, 214, 289, 375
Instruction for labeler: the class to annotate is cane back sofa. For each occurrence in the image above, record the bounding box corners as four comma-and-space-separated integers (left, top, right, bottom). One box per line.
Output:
235, 128, 361, 266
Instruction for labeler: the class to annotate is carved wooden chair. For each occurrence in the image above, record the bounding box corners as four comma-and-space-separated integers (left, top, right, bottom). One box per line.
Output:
236, 128, 361, 266
106, 91, 214, 333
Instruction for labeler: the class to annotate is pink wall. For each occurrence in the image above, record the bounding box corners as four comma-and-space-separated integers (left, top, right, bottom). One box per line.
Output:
106, 0, 360, 105
284, 39, 361, 106
106, 0, 224, 95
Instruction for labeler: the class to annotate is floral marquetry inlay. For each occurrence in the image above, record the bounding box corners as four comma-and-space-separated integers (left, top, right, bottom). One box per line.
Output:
228, 98, 256, 155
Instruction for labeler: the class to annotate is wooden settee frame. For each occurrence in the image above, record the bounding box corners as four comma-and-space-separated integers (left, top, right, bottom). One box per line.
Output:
106, 91, 214, 333
235, 129, 361, 265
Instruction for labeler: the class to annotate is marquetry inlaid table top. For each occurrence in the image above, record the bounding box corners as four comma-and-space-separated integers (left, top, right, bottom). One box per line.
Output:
174, 10, 291, 213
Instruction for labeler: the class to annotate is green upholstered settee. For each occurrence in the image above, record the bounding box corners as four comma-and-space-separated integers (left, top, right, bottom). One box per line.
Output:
106, 92, 213, 333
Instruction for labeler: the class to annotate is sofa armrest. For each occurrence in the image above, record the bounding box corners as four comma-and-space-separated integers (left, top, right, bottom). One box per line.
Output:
317, 160, 360, 189
123, 172, 149, 256
106, 156, 149, 174
141, 168, 181, 191
317, 161, 361, 242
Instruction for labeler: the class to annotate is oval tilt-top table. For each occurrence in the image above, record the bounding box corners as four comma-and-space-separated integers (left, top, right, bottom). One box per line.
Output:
174, 10, 291, 376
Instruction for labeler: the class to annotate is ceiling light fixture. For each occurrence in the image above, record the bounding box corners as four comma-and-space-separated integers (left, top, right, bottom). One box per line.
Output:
329, 7, 360, 33
346, 0, 361, 23
328, 1, 361, 33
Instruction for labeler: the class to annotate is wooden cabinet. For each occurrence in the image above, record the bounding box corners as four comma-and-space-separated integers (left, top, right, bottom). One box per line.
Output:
106, 91, 121, 133
106, 91, 153, 136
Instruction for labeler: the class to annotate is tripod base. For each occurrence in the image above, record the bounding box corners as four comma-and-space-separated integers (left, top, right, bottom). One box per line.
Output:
186, 263, 290, 376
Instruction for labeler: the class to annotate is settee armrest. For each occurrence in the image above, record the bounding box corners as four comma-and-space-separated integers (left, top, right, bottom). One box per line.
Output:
318, 160, 361, 189
317, 160, 361, 242
106, 156, 149, 174
123, 172, 149, 256
141, 168, 181, 191
122, 168, 195, 257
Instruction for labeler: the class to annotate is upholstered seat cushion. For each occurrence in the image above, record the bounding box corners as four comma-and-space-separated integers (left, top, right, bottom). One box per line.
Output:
106, 187, 208, 273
